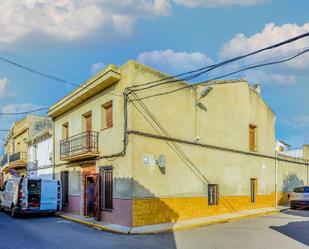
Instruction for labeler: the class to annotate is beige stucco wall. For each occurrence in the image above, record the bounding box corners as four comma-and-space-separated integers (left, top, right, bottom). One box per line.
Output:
126, 61, 276, 198
52, 62, 136, 199
51, 61, 277, 200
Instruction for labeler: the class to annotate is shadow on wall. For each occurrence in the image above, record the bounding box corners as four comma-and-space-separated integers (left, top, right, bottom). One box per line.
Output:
114, 177, 180, 224
279, 173, 304, 205
270, 220, 309, 246
113, 177, 178, 249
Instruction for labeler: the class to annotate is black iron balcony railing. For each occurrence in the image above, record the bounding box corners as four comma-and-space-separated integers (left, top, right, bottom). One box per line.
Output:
9, 152, 27, 163
1, 154, 8, 166
60, 131, 99, 159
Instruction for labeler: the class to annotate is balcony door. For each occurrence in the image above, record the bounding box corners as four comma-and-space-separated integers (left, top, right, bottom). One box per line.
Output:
84, 113, 92, 151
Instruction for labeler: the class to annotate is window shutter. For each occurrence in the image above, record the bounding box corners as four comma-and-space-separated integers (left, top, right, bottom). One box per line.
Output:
106, 104, 113, 128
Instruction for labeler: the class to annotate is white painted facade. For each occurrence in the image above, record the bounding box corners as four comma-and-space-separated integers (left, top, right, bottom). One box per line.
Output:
28, 135, 53, 179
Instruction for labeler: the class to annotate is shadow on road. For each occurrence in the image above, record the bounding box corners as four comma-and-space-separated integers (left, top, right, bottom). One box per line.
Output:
270, 209, 309, 246
281, 208, 309, 218
1, 210, 56, 220
270, 220, 309, 246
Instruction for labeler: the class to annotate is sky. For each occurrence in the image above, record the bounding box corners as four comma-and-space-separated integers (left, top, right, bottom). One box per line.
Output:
0, 0, 308, 152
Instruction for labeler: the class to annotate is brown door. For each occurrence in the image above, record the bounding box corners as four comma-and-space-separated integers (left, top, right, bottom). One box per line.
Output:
84, 114, 92, 150
85, 114, 92, 131
93, 174, 101, 221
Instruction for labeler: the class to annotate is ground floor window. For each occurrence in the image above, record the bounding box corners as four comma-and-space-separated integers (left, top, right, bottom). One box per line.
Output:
208, 184, 219, 205
250, 178, 257, 203
100, 166, 113, 210
61, 171, 69, 204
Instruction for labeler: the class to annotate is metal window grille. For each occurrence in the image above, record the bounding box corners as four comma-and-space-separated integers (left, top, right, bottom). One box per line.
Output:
100, 167, 113, 210
208, 184, 219, 205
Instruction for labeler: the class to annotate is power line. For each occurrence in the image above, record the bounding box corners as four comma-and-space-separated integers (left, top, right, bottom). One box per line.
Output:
129, 32, 309, 92
0, 50, 81, 82
0, 107, 48, 116
0, 56, 79, 87
130, 48, 309, 102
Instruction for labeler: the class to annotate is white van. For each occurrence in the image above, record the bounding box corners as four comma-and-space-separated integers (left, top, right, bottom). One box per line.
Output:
289, 186, 309, 209
0, 176, 62, 217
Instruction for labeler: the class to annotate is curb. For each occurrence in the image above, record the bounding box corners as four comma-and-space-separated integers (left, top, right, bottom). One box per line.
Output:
57, 209, 281, 235
56, 214, 126, 234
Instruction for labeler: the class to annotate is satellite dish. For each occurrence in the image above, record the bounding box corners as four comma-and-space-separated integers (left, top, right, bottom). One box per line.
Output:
156, 154, 166, 168
200, 86, 213, 98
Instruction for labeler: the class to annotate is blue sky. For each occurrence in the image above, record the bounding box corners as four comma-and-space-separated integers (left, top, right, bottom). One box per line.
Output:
0, 0, 308, 151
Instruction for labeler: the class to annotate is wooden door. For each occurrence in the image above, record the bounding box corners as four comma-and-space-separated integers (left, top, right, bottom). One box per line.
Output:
85, 114, 92, 131
84, 114, 92, 150
93, 174, 101, 221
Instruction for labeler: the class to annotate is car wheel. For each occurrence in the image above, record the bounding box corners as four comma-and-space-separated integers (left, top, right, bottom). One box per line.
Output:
290, 205, 296, 210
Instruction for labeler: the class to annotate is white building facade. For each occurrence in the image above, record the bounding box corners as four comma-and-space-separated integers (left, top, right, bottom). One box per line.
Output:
27, 129, 53, 179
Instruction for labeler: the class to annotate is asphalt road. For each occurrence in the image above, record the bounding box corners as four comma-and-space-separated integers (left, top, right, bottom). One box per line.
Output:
0, 209, 309, 249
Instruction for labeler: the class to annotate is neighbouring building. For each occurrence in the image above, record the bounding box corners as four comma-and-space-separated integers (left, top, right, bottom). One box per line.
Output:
49, 60, 302, 229
276, 144, 309, 205
0, 115, 52, 182
275, 140, 291, 153
26, 128, 53, 179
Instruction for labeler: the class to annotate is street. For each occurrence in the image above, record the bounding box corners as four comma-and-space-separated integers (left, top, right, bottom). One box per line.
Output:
0, 209, 309, 249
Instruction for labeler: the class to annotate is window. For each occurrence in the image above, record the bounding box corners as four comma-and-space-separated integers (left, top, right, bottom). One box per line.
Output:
83, 112, 92, 131
250, 178, 257, 203
249, 124, 257, 152
102, 101, 113, 129
208, 184, 219, 205
62, 122, 69, 139
61, 171, 69, 204
100, 167, 113, 210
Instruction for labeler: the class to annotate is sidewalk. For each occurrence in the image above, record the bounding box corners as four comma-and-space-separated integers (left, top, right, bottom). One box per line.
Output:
57, 206, 288, 235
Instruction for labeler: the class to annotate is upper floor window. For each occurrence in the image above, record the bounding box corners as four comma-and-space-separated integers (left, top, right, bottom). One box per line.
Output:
102, 101, 113, 129
62, 122, 69, 139
83, 112, 92, 131
249, 124, 257, 152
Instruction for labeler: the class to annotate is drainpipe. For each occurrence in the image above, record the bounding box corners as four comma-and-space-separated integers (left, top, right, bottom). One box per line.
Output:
275, 151, 278, 207
52, 119, 56, 180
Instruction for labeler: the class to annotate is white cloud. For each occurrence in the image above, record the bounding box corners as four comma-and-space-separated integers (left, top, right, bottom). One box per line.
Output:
0, 0, 270, 47
1, 103, 44, 114
137, 49, 213, 72
0, 0, 172, 46
283, 115, 309, 130
245, 70, 296, 85
0, 78, 8, 98
220, 23, 309, 70
91, 62, 106, 75
172, 0, 266, 8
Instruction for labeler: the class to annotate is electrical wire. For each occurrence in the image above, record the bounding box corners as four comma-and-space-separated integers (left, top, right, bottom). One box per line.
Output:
0, 107, 48, 116
130, 48, 309, 102
0, 50, 81, 82
129, 32, 309, 92
0, 56, 79, 87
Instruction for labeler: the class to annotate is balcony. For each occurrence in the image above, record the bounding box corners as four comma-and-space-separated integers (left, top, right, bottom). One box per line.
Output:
60, 131, 99, 162
8, 152, 28, 169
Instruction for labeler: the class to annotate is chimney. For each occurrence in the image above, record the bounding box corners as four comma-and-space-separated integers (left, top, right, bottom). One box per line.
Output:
302, 144, 309, 160
252, 84, 261, 94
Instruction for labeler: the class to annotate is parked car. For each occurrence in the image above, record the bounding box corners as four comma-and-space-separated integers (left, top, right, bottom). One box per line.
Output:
289, 186, 309, 209
0, 176, 62, 217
